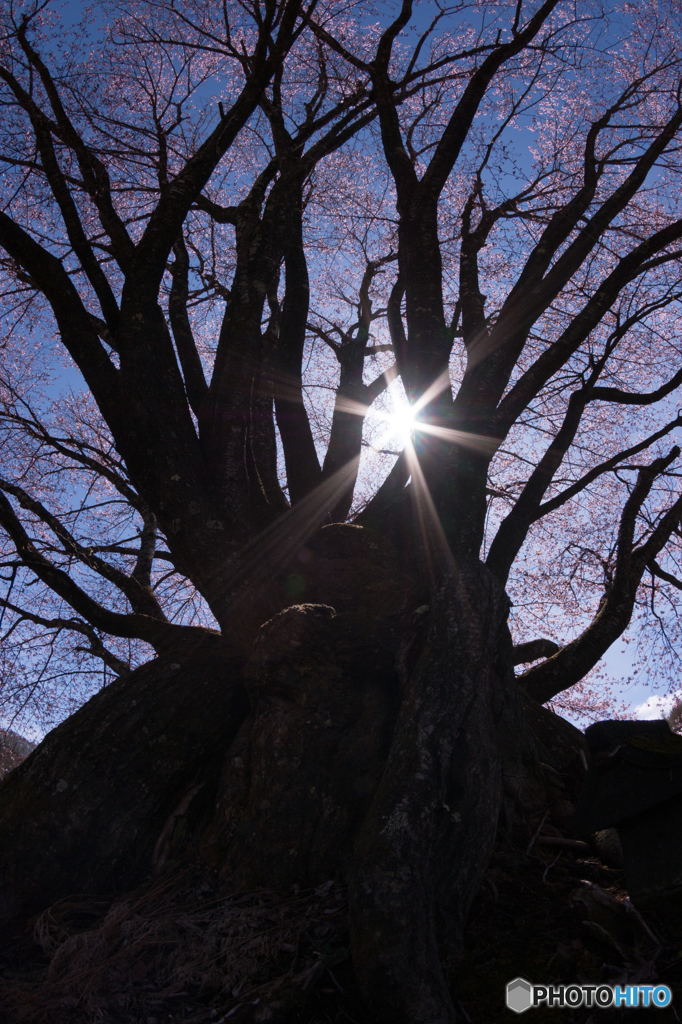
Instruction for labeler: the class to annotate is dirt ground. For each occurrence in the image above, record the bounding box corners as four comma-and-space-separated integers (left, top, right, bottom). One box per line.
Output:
1, 828, 679, 1024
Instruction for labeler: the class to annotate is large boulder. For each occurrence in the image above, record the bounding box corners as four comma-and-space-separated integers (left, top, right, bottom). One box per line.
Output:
204, 598, 405, 888
570, 718, 682, 917
0, 633, 247, 935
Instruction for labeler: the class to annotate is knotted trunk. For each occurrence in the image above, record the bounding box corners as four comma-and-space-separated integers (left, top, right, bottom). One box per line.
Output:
0, 528, 564, 1023
203, 553, 543, 1023
349, 561, 518, 1023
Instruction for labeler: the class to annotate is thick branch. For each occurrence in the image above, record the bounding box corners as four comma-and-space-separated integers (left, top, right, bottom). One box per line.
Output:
0, 66, 120, 332
0, 599, 131, 676
386, 275, 407, 367
520, 448, 682, 703
0, 477, 166, 619
127, 0, 307, 301
169, 236, 209, 417
488, 389, 682, 585
272, 186, 322, 504
534, 415, 682, 521
130, 512, 159, 592
590, 363, 682, 405
0, 408, 143, 511
648, 559, 682, 592
365, 362, 398, 405
16, 20, 136, 270
487, 387, 590, 584
0, 211, 122, 414
420, 0, 560, 203
369, 3, 419, 205
494, 219, 682, 432
321, 259, 397, 519
511, 638, 561, 666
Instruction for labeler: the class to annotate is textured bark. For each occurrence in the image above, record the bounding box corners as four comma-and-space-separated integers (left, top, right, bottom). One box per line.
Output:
0, 564, 591, 1024
0, 634, 247, 935
348, 560, 517, 1024
0, 525, 590, 1024
211, 526, 416, 886
504, 688, 586, 822
278, 522, 419, 614
217, 603, 401, 888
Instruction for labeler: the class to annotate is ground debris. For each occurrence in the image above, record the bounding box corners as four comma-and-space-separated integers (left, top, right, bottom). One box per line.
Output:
0, 869, 348, 1024
449, 831, 680, 1024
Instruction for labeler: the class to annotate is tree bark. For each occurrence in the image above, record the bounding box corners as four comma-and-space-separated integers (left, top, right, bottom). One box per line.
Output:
0, 529, 586, 1024
203, 525, 416, 884
215, 603, 400, 888
347, 561, 514, 1022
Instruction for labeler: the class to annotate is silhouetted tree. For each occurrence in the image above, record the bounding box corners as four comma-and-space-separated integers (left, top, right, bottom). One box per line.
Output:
2, 1, 682, 1019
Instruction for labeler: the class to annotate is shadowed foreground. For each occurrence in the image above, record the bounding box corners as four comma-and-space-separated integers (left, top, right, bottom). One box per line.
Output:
1, 527, 681, 1023
1, 797, 681, 1024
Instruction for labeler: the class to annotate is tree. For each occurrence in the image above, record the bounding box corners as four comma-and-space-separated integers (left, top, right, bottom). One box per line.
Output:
1, 0, 682, 1020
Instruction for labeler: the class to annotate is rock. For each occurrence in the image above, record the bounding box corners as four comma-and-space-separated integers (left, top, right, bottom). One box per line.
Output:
570, 718, 682, 918
216, 603, 401, 888
497, 689, 587, 843
617, 795, 682, 919
0, 634, 247, 935
592, 828, 624, 869
570, 718, 682, 832
570, 879, 659, 958
551, 798, 576, 825
584, 718, 671, 753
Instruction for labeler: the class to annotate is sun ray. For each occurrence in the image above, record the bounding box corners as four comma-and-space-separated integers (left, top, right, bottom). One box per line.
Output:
331, 373, 499, 458
414, 422, 500, 457
410, 369, 452, 416
401, 437, 455, 579
226, 456, 362, 602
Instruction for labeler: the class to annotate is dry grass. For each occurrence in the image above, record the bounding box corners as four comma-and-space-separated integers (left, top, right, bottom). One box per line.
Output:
0, 870, 348, 1024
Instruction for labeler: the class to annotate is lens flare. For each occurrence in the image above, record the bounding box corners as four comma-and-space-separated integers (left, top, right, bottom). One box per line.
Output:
389, 405, 417, 441
238, 372, 499, 599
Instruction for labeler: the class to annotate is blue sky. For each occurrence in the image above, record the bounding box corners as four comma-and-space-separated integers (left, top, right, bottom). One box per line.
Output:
4, 0, 680, 736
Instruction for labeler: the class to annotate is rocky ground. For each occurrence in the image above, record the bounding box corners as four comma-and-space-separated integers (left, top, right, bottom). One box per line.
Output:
1, 690, 679, 1023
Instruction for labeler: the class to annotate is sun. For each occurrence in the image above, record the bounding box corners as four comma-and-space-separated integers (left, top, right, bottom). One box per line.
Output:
389, 405, 417, 442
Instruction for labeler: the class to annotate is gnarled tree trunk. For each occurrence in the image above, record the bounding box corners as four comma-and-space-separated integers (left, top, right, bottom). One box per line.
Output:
0, 528, 579, 1023
348, 561, 517, 1023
